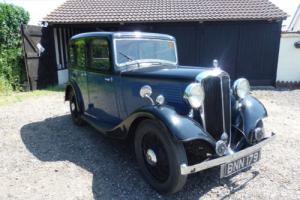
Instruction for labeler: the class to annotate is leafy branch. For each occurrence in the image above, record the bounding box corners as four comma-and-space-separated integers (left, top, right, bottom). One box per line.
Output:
0, 3, 29, 92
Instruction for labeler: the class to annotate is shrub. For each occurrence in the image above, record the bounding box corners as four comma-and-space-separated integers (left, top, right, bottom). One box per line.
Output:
0, 3, 29, 93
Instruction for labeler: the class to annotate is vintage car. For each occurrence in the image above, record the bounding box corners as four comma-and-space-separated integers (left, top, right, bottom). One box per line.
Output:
65, 31, 275, 194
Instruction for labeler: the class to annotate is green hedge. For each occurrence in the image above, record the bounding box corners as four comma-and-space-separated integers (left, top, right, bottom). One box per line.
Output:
0, 3, 29, 92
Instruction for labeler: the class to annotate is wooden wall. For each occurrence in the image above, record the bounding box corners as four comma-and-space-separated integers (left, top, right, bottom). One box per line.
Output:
53, 20, 282, 86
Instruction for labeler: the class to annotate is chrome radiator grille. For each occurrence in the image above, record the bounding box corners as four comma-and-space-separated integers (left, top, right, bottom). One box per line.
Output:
201, 76, 231, 140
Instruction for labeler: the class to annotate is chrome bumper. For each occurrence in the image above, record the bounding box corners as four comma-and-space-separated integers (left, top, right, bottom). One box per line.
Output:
180, 133, 276, 175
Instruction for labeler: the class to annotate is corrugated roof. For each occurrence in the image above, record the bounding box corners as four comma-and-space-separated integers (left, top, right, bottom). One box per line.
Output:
44, 0, 287, 24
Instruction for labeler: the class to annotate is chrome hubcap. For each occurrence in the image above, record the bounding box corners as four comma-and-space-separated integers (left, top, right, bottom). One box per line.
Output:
145, 149, 157, 166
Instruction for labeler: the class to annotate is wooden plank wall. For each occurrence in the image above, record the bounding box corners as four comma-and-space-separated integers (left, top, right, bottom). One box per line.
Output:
53, 20, 282, 86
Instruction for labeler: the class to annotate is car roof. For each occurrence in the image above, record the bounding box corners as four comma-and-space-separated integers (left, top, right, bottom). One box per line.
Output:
71, 31, 175, 41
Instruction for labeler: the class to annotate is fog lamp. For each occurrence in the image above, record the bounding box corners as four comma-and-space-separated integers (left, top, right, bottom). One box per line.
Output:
215, 140, 227, 156
254, 127, 265, 142
156, 94, 165, 105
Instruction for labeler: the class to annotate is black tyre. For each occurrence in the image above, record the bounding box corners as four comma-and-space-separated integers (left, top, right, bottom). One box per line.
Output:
134, 119, 188, 194
69, 91, 85, 126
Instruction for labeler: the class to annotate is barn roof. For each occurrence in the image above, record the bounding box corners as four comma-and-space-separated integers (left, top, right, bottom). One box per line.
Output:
44, 0, 287, 24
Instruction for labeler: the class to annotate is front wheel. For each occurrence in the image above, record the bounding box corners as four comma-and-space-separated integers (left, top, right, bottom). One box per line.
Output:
134, 119, 188, 194
69, 91, 85, 126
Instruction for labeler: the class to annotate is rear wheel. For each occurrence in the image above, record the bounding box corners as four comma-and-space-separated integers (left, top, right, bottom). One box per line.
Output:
134, 119, 187, 194
69, 91, 85, 126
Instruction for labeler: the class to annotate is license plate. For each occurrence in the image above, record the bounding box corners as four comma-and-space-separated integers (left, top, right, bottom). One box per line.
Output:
220, 150, 261, 178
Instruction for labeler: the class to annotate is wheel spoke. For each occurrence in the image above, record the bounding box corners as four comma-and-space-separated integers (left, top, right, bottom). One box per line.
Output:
142, 133, 170, 182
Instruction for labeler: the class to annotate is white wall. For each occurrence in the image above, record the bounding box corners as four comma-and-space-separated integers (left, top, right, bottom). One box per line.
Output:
54, 27, 73, 85
292, 16, 300, 31
57, 69, 69, 85
277, 33, 300, 82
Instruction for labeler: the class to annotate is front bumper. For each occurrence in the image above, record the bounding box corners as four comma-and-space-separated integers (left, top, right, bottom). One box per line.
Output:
180, 132, 276, 175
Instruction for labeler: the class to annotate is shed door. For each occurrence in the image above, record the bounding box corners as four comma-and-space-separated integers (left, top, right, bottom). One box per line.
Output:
235, 23, 281, 85
21, 24, 57, 90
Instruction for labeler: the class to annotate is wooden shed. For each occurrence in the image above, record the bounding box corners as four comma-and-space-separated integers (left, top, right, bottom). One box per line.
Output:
22, 0, 287, 89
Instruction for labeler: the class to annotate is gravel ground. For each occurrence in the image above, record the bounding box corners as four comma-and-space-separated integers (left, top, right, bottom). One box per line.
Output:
0, 89, 299, 200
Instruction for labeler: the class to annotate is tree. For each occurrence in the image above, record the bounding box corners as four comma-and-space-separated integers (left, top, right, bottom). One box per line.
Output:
0, 3, 29, 92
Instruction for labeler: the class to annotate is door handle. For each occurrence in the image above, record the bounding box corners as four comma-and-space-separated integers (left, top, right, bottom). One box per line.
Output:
104, 77, 113, 82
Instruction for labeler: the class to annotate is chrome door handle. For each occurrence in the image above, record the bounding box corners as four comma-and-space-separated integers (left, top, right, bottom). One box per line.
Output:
104, 77, 113, 82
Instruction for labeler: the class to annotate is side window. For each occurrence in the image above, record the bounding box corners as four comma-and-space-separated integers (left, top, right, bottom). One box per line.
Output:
76, 39, 86, 69
90, 39, 110, 71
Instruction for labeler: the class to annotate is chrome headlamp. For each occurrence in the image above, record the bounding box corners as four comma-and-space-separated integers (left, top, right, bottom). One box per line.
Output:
183, 83, 204, 109
233, 78, 250, 99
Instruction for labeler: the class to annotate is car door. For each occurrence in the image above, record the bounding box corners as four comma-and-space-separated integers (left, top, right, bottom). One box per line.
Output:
86, 37, 120, 126
69, 38, 89, 111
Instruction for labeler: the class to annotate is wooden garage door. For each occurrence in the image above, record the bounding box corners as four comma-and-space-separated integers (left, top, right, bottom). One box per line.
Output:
21, 24, 57, 90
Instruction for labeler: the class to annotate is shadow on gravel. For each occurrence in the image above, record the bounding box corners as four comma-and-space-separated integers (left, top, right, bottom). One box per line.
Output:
21, 115, 258, 199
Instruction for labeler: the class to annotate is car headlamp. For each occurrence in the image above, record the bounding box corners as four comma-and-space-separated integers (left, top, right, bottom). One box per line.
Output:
184, 83, 204, 109
233, 78, 250, 99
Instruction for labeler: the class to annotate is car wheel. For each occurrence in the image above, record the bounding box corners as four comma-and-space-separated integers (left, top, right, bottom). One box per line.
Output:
134, 119, 187, 194
69, 91, 85, 126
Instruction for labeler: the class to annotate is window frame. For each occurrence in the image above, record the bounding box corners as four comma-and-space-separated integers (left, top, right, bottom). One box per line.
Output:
86, 37, 113, 74
68, 42, 76, 68
113, 38, 178, 69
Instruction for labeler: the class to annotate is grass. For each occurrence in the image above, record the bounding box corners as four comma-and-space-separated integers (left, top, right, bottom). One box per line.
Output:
0, 85, 64, 107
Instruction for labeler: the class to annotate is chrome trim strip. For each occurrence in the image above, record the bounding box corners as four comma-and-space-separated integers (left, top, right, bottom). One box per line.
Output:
196, 67, 229, 81
220, 76, 226, 132
228, 79, 232, 145
180, 133, 276, 175
199, 106, 206, 130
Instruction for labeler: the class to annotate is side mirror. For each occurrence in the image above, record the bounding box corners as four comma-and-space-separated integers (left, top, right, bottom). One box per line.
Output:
140, 85, 152, 98
140, 85, 154, 105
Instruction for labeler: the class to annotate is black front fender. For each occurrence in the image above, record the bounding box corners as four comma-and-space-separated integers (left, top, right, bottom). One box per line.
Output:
240, 96, 267, 134
122, 105, 216, 145
64, 80, 84, 113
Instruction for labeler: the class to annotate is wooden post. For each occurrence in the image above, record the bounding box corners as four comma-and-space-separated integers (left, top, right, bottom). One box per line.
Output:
20, 24, 32, 91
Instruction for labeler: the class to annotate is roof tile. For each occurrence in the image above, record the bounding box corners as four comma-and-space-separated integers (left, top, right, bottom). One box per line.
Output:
44, 0, 287, 24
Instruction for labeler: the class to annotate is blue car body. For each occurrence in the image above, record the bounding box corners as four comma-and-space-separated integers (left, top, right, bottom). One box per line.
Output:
65, 32, 274, 185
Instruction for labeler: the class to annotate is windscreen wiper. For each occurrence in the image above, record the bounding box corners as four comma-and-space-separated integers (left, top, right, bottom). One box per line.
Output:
118, 51, 134, 61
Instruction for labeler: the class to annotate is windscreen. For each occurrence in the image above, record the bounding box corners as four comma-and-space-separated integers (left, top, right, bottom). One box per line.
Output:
115, 39, 177, 66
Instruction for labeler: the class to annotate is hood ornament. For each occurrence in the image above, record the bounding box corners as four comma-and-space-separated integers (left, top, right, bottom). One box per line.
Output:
213, 59, 219, 68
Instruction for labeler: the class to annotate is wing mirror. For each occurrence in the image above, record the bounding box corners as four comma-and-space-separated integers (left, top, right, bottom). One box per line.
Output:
140, 85, 154, 105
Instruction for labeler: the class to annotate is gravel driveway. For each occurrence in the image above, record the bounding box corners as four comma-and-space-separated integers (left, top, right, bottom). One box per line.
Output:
0, 89, 299, 200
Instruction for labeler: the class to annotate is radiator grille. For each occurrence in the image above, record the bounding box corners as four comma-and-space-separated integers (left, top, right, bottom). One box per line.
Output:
202, 76, 231, 140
